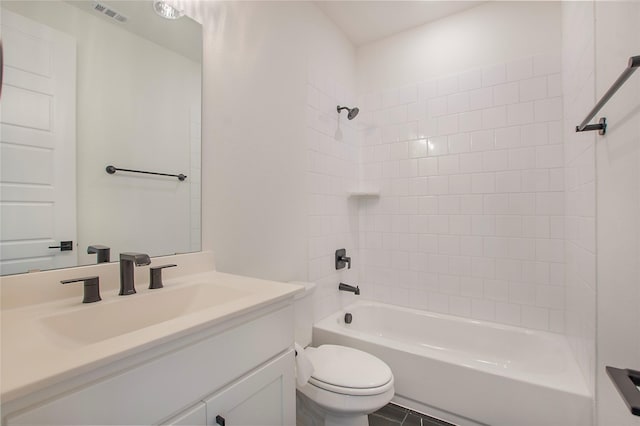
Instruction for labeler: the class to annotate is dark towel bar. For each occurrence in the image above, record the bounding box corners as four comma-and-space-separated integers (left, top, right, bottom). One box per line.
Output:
106, 165, 186, 181
576, 55, 640, 135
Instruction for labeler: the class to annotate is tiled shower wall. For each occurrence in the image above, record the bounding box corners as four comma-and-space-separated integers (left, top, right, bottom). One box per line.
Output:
306, 69, 360, 322
358, 53, 566, 331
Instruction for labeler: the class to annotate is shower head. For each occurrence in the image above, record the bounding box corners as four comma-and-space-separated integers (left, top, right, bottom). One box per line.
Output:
337, 105, 359, 120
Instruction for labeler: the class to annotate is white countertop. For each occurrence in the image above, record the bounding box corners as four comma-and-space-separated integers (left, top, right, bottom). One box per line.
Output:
0, 254, 302, 404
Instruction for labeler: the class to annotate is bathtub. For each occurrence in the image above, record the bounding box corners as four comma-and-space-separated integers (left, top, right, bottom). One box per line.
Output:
313, 301, 592, 426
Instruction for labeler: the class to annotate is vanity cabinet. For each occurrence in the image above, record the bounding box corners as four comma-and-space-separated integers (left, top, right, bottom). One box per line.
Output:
166, 350, 294, 426
5, 305, 295, 426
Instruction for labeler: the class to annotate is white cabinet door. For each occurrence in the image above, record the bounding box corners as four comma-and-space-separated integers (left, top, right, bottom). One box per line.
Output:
205, 350, 295, 426
164, 402, 206, 426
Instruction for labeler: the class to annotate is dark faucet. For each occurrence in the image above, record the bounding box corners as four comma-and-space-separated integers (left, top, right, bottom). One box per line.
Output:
339, 282, 360, 295
119, 252, 151, 295
87, 245, 110, 263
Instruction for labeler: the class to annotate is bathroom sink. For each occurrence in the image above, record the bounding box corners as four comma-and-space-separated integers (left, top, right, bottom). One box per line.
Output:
39, 283, 250, 345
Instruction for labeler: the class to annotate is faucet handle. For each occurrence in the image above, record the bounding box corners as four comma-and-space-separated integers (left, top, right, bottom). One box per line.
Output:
61, 276, 101, 303
335, 249, 352, 270
149, 264, 177, 289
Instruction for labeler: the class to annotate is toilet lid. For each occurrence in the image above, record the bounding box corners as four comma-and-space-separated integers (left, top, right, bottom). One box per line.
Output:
306, 345, 393, 390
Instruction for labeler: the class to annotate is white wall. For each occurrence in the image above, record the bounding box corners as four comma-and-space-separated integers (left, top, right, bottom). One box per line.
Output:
3, 1, 201, 263
594, 2, 640, 424
194, 1, 357, 291
561, 0, 597, 403
357, 1, 561, 94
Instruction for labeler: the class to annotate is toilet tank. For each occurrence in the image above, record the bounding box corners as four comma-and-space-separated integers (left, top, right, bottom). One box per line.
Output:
290, 281, 316, 347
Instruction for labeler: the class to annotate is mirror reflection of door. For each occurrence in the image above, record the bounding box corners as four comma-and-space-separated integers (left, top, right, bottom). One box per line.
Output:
0, 9, 77, 275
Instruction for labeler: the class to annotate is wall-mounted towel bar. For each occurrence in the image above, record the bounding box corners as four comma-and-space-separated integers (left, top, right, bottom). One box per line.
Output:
105, 165, 187, 181
576, 55, 640, 135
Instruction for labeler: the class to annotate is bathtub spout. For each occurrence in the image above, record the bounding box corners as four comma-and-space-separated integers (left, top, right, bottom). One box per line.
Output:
339, 282, 360, 295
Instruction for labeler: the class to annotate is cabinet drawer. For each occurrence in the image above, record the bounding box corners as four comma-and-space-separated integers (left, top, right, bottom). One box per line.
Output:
7, 306, 293, 425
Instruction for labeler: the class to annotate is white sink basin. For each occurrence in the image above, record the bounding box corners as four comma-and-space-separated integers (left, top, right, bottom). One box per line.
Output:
40, 283, 250, 345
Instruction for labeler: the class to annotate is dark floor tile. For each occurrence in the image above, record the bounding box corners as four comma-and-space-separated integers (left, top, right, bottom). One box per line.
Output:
420, 414, 455, 426
369, 413, 403, 426
374, 403, 408, 422
401, 413, 422, 426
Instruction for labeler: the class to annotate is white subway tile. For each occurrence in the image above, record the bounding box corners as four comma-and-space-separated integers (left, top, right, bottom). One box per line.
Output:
439, 235, 461, 255
429, 215, 450, 234
381, 88, 400, 108
522, 305, 549, 330
429, 253, 449, 273
438, 114, 460, 136
450, 215, 472, 235
409, 177, 429, 195
398, 196, 419, 214
398, 85, 418, 104
458, 110, 484, 133
418, 80, 438, 101
428, 175, 449, 194
521, 123, 549, 147
507, 102, 534, 126
482, 63, 507, 87
428, 96, 448, 118
533, 52, 561, 76
536, 285, 564, 309
419, 234, 438, 252
428, 292, 450, 313
495, 170, 522, 193
482, 106, 507, 129
549, 168, 564, 190
457, 68, 481, 89
460, 276, 484, 298
409, 139, 428, 158
496, 216, 522, 237
460, 236, 484, 256
508, 147, 536, 170
472, 298, 496, 321
495, 302, 522, 325
389, 141, 409, 160
461, 195, 484, 214
438, 196, 461, 214
547, 74, 562, 97
509, 282, 536, 305
495, 258, 523, 281
484, 279, 509, 301
484, 194, 509, 214
440, 274, 461, 295
449, 174, 472, 194
398, 122, 419, 141
438, 155, 460, 175
494, 126, 521, 149
437, 75, 459, 96
506, 57, 533, 82
468, 87, 493, 110
407, 101, 428, 121
521, 169, 549, 192
448, 92, 470, 114
484, 237, 509, 258
536, 239, 564, 262
519, 76, 547, 102
418, 118, 438, 139
448, 133, 471, 154
534, 97, 563, 122
399, 159, 419, 178
427, 137, 449, 156
522, 216, 550, 239
472, 215, 495, 236
536, 192, 564, 215
450, 296, 472, 317
508, 193, 536, 215
482, 150, 509, 172
508, 238, 536, 261
522, 261, 549, 284
418, 157, 438, 176
471, 173, 496, 194
470, 129, 495, 151
493, 82, 519, 106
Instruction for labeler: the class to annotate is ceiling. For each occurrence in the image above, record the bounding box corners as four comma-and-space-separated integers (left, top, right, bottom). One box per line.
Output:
315, 1, 484, 46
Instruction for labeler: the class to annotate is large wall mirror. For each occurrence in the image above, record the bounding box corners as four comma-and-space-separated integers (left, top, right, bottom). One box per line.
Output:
0, 1, 202, 275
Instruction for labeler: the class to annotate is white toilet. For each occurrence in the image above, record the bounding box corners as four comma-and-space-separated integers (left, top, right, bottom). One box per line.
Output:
293, 282, 394, 426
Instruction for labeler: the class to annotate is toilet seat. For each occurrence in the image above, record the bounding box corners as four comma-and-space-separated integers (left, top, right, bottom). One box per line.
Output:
305, 345, 393, 396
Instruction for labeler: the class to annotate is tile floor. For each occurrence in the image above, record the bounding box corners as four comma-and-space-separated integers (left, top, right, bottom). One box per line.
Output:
369, 403, 455, 426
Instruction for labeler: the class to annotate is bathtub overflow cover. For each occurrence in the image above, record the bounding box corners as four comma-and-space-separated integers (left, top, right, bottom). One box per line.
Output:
344, 312, 353, 324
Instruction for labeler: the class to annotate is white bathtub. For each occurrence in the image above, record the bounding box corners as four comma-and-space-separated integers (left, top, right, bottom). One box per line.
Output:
313, 301, 592, 426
